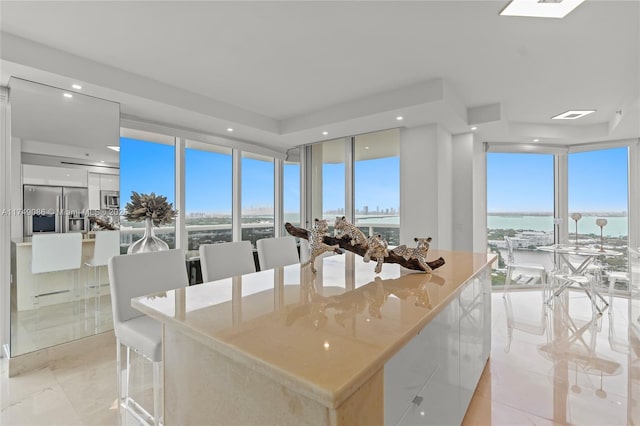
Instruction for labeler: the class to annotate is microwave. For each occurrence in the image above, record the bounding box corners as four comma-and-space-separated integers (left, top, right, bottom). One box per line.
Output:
101, 190, 120, 209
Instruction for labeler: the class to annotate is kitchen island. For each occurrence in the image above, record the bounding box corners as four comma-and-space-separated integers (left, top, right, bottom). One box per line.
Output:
132, 250, 495, 425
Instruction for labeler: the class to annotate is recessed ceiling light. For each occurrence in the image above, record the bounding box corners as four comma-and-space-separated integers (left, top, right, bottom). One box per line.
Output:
107, 145, 120, 152
364, 146, 369, 150
471, 126, 478, 131
63, 93, 73, 98
396, 116, 403, 121
227, 128, 234, 132
322, 131, 328, 136
500, 0, 585, 19
552, 110, 596, 120
65, 174, 70, 177
533, 139, 540, 142
100, 160, 105, 163
72, 84, 82, 90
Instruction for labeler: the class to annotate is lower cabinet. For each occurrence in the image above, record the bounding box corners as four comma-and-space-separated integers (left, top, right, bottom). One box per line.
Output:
385, 267, 491, 425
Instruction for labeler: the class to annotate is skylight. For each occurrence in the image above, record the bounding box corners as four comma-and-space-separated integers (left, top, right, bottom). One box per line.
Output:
500, 0, 585, 19
551, 110, 596, 120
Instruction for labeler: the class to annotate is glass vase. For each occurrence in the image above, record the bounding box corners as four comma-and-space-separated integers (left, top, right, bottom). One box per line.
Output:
127, 218, 169, 254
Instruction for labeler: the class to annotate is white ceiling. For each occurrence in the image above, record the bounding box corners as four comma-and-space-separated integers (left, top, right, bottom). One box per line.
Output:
1, 0, 638, 153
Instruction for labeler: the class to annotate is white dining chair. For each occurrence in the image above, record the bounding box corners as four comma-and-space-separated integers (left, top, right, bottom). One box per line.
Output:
503, 236, 547, 294
199, 241, 256, 282
108, 249, 188, 426
256, 236, 300, 270
31, 233, 83, 305
85, 230, 120, 318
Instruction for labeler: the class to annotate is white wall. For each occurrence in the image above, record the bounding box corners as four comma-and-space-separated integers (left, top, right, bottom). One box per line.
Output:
452, 133, 473, 252
472, 137, 487, 253
400, 124, 453, 249
437, 126, 453, 250
400, 127, 485, 254
451, 133, 487, 253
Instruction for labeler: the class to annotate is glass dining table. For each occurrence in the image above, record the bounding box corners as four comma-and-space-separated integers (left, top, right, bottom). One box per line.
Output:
538, 244, 622, 315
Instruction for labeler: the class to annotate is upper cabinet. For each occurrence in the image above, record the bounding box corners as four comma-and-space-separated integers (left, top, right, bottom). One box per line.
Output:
22, 164, 87, 187
100, 175, 119, 191
88, 172, 119, 210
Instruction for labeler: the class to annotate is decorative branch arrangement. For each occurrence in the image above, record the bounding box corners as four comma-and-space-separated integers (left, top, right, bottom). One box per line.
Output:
124, 191, 178, 226
91, 216, 119, 231
285, 222, 445, 273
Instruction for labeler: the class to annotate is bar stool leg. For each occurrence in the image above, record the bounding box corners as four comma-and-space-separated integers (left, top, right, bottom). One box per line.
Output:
116, 339, 123, 426
152, 361, 162, 425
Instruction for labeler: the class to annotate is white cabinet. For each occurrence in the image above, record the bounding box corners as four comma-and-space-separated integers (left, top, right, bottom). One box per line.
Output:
88, 173, 101, 210
22, 164, 87, 187
87, 172, 119, 210
384, 266, 491, 426
385, 316, 441, 425
100, 174, 118, 191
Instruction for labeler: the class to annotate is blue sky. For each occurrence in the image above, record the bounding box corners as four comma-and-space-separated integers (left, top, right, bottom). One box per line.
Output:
487, 147, 628, 213
121, 137, 400, 215
122, 138, 627, 216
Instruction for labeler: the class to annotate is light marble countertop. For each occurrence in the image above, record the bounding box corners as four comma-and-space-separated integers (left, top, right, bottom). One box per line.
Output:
133, 249, 495, 408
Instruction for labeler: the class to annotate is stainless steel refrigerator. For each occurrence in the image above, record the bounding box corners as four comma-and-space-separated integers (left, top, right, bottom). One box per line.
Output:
23, 185, 89, 236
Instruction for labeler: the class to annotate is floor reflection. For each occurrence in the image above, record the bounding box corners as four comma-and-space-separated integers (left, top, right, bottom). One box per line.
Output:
463, 289, 634, 426
10, 294, 114, 356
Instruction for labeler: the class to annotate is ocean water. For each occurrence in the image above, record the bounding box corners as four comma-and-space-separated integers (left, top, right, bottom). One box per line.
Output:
487, 215, 628, 237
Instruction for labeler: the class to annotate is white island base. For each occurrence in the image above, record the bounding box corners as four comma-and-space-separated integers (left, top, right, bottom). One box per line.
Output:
133, 250, 494, 425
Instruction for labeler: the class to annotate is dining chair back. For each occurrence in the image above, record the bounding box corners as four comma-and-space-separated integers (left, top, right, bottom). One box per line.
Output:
199, 241, 256, 282
503, 236, 547, 294
256, 236, 299, 270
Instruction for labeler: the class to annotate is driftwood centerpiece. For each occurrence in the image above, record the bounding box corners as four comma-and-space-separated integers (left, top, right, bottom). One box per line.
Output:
285, 222, 445, 272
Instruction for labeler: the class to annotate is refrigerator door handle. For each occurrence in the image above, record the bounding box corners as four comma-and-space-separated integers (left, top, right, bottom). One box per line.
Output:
25, 214, 33, 236
57, 195, 63, 233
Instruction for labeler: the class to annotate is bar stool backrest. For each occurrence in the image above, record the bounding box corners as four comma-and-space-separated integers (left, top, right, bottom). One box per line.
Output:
108, 249, 188, 326
31, 233, 82, 274
256, 236, 299, 270
199, 241, 256, 282
89, 230, 120, 267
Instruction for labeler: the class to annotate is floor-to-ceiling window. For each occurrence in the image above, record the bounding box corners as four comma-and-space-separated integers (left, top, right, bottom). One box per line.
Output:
284, 148, 301, 230
354, 129, 400, 245
568, 147, 629, 290
306, 130, 400, 241
487, 146, 631, 291
185, 140, 232, 250
120, 131, 176, 249
241, 152, 274, 247
486, 152, 555, 286
309, 138, 346, 232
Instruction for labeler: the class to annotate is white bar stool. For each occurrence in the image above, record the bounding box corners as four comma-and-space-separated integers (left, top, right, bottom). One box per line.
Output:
108, 249, 188, 426
199, 241, 255, 282
256, 236, 299, 270
84, 230, 120, 324
31, 233, 83, 306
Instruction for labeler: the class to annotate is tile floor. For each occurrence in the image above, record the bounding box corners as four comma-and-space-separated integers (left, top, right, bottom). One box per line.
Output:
1, 289, 638, 425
